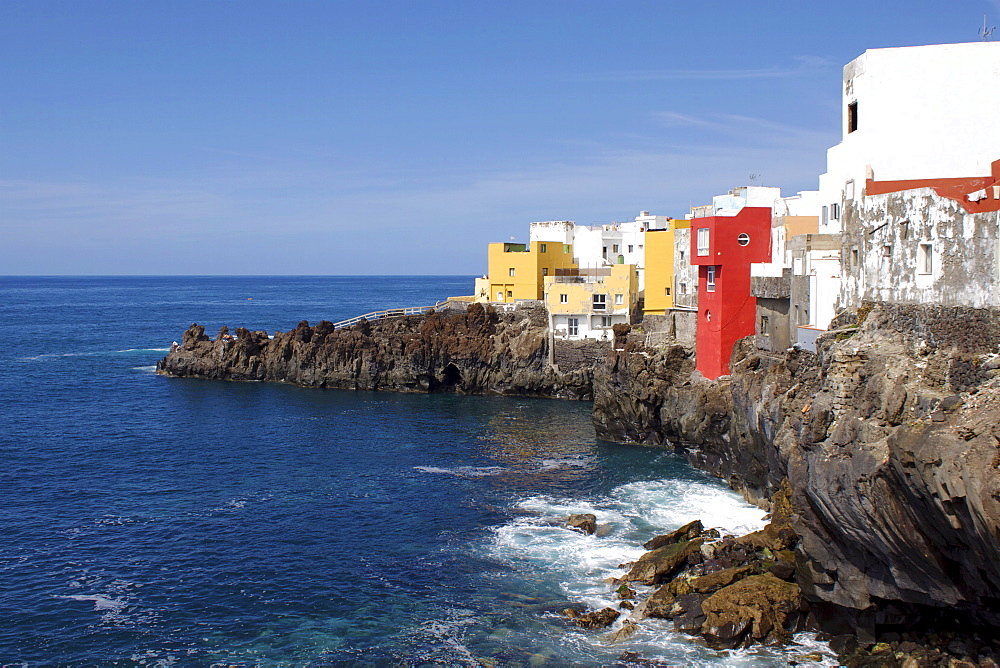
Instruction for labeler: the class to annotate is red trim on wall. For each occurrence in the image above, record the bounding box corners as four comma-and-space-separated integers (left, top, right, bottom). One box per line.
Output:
865, 159, 1000, 213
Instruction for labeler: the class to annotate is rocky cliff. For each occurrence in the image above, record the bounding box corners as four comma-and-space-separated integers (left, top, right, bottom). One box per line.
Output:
157, 303, 594, 399
594, 303, 1000, 644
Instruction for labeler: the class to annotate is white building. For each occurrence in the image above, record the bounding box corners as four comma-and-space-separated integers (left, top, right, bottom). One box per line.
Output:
564, 212, 667, 291
821, 42, 1000, 308
819, 41, 1000, 235
529, 220, 576, 245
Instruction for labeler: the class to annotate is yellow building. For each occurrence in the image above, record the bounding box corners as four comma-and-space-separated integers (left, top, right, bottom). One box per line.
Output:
476, 241, 576, 303
643, 218, 692, 314
543, 264, 639, 340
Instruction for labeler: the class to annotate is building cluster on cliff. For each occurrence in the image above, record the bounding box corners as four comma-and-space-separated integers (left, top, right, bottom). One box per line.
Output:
463, 41, 1000, 380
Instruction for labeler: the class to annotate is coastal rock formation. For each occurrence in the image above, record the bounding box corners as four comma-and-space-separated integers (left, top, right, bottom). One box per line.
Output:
615, 501, 807, 650
594, 302, 1000, 646
158, 303, 593, 399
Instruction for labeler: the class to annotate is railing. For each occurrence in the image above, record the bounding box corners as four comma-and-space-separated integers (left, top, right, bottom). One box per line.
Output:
330, 300, 452, 330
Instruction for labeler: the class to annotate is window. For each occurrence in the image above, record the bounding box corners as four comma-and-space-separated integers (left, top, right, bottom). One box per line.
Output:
664, 287, 671, 296
882, 245, 891, 257
680, 250, 685, 261
831, 203, 841, 221
697, 228, 710, 256
848, 101, 858, 133
507, 290, 513, 298
539, 243, 547, 253
559, 293, 568, 304
802, 308, 810, 325
851, 248, 859, 268
628, 245, 634, 253
602, 246, 607, 255
600, 316, 612, 327
542, 267, 549, 276
497, 291, 503, 301
593, 294, 607, 310
821, 206, 828, 227
707, 266, 716, 292
919, 243, 933, 274
705, 310, 712, 322
680, 282, 687, 294
564, 244, 571, 254
760, 316, 770, 336
568, 318, 579, 336
737, 233, 750, 246
614, 293, 624, 305
508, 268, 516, 277
612, 244, 619, 253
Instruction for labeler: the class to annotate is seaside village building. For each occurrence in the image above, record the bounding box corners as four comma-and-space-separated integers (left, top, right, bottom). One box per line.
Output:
474, 222, 577, 303
475, 214, 668, 340
749, 189, 840, 354
544, 263, 639, 340
468, 41, 1000, 374
688, 188, 775, 380
818, 41, 1000, 309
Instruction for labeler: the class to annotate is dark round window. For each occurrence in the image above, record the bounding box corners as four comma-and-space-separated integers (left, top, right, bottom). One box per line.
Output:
737, 233, 750, 246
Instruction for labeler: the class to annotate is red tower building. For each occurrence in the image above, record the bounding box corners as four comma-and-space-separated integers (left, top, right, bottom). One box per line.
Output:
690, 207, 772, 379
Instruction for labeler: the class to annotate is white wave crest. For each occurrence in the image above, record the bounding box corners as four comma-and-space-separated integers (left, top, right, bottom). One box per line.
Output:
414, 466, 506, 477
56, 593, 126, 612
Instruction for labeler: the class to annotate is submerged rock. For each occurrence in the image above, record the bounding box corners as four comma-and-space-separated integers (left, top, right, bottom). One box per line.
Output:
565, 513, 597, 535
574, 607, 621, 629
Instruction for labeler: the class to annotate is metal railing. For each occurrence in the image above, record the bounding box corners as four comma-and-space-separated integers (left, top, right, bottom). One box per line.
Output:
330, 300, 451, 330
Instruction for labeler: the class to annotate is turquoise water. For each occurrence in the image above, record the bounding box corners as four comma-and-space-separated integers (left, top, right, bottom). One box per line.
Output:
0, 276, 828, 665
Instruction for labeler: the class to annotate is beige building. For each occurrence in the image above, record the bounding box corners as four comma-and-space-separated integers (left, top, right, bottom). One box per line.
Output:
543, 264, 639, 340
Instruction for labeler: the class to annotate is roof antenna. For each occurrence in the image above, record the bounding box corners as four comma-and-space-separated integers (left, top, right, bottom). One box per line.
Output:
981, 13, 995, 41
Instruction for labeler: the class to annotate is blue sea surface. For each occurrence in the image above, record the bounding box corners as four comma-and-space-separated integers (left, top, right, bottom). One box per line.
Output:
0, 276, 827, 665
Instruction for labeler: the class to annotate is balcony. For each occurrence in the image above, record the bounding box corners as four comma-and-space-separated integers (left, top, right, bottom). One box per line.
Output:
551, 268, 611, 284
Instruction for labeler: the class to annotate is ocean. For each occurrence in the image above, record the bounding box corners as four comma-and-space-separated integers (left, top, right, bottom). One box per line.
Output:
0, 276, 829, 665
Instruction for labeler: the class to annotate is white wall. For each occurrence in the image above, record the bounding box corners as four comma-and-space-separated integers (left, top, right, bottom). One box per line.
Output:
819, 42, 1000, 234
529, 221, 576, 245
809, 255, 841, 329
572, 226, 608, 269
551, 313, 627, 340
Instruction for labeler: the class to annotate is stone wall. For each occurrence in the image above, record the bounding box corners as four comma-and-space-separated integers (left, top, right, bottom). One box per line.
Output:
841, 188, 1000, 308
553, 339, 608, 373
861, 301, 1000, 353
751, 275, 791, 299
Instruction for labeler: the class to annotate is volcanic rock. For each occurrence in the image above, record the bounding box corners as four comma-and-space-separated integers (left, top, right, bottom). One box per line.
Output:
574, 607, 621, 629
566, 513, 597, 535
643, 519, 703, 551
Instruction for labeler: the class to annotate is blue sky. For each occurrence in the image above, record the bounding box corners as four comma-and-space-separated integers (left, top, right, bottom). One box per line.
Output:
3, 0, 998, 275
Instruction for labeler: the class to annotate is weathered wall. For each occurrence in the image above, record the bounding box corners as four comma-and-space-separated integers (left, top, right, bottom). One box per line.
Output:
842, 188, 1000, 308
755, 296, 791, 352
